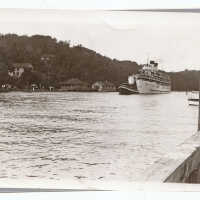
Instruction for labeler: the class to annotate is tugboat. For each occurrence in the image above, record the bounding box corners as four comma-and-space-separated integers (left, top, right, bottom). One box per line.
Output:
118, 75, 138, 95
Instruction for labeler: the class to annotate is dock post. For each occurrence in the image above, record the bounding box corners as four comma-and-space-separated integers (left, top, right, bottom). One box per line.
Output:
198, 80, 200, 131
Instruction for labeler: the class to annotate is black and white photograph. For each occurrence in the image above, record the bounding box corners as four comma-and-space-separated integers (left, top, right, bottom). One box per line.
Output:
1, 1, 200, 194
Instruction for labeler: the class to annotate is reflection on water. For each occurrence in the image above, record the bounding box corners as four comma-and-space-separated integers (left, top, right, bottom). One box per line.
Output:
0, 92, 197, 181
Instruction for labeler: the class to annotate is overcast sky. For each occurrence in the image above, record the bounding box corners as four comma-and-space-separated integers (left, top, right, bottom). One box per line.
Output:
0, 1, 200, 71
0, 0, 200, 10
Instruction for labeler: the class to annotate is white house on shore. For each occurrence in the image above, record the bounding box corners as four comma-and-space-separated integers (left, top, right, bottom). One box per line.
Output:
8, 63, 33, 78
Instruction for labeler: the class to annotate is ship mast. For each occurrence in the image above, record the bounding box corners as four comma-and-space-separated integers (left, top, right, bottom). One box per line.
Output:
147, 55, 150, 66
146, 52, 150, 67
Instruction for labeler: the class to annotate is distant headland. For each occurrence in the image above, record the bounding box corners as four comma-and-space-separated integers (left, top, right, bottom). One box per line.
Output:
0, 33, 198, 92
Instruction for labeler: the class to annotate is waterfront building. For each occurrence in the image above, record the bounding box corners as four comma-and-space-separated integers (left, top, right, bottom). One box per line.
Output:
92, 81, 116, 92
59, 78, 91, 91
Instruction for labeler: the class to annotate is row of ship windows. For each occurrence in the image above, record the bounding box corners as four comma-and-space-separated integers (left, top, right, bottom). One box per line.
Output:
138, 75, 170, 84
141, 81, 169, 87
140, 72, 170, 81
138, 78, 170, 86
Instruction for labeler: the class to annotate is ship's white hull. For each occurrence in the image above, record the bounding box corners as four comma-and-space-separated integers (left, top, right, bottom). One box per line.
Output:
136, 79, 171, 94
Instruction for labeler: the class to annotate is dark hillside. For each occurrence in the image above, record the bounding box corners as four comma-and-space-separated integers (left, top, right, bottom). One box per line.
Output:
0, 33, 199, 91
0, 34, 140, 87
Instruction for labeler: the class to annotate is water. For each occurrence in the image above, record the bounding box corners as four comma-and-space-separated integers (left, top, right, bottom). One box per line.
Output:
0, 92, 197, 182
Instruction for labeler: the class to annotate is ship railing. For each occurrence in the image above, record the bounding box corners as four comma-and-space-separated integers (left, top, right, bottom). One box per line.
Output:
138, 74, 170, 85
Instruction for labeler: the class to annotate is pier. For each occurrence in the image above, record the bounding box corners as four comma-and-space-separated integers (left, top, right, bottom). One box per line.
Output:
145, 85, 200, 183
142, 132, 200, 183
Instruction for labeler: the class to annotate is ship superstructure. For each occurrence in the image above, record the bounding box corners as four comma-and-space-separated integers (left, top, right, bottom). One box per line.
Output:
136, 61, 171, 94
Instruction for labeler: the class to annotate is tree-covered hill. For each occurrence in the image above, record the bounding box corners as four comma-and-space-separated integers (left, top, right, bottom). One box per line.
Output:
0, 34, 140, 88
168, 70, 200, 91
0, 33, 199, 91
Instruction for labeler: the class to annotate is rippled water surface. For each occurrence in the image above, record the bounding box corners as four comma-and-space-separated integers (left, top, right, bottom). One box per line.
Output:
0, 92, 197, 181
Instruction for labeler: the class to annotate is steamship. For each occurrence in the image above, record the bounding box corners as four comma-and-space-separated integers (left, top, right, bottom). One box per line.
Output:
136, 60, 171, 94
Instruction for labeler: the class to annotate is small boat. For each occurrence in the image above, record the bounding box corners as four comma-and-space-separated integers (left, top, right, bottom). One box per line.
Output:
187, 91, 199, 106
118, 74, 138, 95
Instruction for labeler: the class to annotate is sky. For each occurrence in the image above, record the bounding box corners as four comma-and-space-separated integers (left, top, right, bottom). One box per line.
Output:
0, 0, 200, 10
0, 1, 200, 71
